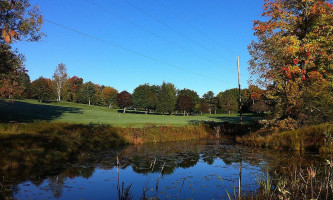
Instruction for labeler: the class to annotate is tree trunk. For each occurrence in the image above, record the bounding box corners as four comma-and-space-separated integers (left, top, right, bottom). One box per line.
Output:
215, 110, 216, 114
57, 89, 61, 102
88, 99, 91, 106
183, 110, 185, 116
123, 107, 126, 113
209, 109, 211, 115
201, 111, 202, 116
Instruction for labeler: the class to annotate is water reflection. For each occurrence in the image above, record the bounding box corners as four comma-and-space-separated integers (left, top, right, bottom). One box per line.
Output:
0, 140, 325, 199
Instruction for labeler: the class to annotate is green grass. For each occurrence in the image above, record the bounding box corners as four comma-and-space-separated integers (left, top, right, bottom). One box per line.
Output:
0, 99, 259, 127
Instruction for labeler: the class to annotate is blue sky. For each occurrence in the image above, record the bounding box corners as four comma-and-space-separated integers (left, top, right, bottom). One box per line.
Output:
13, 0, 264, 96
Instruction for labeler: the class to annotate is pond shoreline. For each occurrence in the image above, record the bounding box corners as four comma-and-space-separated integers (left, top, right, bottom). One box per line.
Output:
2, 122, 333, 199
236, 123, 333, 154
0, 122, 214, 171
2, 121, 332, 173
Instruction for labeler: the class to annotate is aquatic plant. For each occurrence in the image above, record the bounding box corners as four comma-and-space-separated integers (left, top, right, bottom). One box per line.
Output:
249, 159, 333, 200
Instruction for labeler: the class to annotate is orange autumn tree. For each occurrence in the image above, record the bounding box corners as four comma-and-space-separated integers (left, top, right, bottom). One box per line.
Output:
1, 0, 43, 44
0, 43, 26, 98
249, 0, 333, 128
1, 0, 44, 98
101, 86, 118, 108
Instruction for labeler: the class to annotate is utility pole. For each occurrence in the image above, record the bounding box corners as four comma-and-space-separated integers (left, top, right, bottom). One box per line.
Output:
237, 57, 243, 197
237, 56, 242, 124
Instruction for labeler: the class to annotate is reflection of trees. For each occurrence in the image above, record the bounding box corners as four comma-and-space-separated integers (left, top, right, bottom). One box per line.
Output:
201, 144, 222, 165
2, 139, 327, 200
117, 141, 205, 175
48, 176, 65, 198
178, 152, 200, 168
63, 166, 96, 179
31, 179, 44, 187
0, 185, 15, 200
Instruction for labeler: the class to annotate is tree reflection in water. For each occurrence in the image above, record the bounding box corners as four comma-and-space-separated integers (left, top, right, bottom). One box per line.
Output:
0, 139, 326, 199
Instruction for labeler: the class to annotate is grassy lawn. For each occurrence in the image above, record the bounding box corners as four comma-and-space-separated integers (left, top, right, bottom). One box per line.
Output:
0, 99, 260, 127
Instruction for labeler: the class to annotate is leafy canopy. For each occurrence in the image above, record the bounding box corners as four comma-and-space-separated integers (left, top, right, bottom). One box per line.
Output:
249, 0, 333, 127
1, 0, 44, 43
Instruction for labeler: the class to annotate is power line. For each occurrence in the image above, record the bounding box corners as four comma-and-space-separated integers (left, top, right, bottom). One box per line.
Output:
84, 0, 229, 71
155, 0, 237, 56
44, 19, 235, 86
122, 0, 229, 59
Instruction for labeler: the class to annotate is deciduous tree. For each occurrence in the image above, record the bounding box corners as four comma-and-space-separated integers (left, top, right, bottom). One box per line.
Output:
1, 0, 44, 44
156, 82, 177, 114
249, 0, 333, 127
53, 63, 67, 101
177, 94, 193, 116
217, 89, 239, 114
67, 76, 83, 103
30, 76, 55, 102
101, 86, 118, 108
249, 100, 270, 113
198, 101, 209, 116
203, 91, 215, 114
132, 84, 150, 113
177, 89, 200, 114
117, 90, 132, 113
81, 81, 97, 106
0, 43, 26, 98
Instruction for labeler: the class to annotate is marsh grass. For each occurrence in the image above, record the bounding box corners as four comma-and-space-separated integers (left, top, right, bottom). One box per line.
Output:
246, 159, 333, 200
236, 123, 333, 153
0, 122, 211, 171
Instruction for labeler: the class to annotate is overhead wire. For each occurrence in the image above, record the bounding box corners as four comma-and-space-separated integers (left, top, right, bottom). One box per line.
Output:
84, 0, 230, 71
121, 0, 231, 60
154, 0, 238, 56
44, 19, 236, 86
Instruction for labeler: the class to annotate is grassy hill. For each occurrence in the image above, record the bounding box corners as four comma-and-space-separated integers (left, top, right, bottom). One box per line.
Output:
0, 99, 258, 127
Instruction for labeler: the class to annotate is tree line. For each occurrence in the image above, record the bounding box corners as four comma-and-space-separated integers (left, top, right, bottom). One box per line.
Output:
2, 61, 270, 115
5, 0, 331, 128
0, 0, 269, 116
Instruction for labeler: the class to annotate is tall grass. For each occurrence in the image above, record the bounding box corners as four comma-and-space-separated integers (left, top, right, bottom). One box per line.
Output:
236, 123, 333, 153
248, 159, 333, 200
0, 122, 211, 171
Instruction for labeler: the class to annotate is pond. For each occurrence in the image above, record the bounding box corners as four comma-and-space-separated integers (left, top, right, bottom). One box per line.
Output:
0, 140, 326, 199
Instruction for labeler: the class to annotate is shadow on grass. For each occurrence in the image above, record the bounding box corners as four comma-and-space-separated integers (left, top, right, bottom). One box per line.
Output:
208, 114, 262, 124
188, 114, 263, 125
116, 109, 171, 115
0, 100, 83, 123
117, 109, 145, 114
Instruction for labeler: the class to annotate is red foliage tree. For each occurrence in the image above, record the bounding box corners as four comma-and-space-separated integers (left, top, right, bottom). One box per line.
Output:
249, 0, 333, 127
68, 76, 83, 102
177, 94, 193, 116
117, 91, 132, 113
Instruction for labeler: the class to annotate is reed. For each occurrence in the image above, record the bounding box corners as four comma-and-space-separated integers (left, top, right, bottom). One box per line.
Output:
0, 122, 212, 171
246, 159, 333, 200
236, 123, 333, 153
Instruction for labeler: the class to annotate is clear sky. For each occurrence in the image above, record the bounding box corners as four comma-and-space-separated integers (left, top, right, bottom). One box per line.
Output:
13, 0, 264, 96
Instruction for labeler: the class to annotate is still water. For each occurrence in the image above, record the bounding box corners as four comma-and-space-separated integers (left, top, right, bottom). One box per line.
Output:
1, 140, 324, 199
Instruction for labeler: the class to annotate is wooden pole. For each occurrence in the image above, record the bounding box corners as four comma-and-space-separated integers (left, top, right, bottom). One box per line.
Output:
237, 56, 242, 124
239, 160, 242, 199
